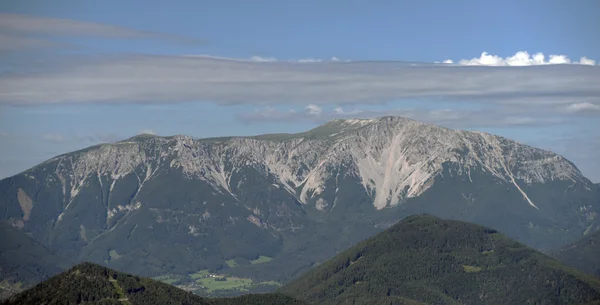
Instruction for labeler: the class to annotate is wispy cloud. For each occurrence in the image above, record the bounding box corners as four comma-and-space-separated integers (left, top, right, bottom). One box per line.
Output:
249, 56, 278, 62
297, 58, 323, 63
0, 13, 202, 50
1, 53, 598, 113
139, 128, 156, 135
565, 102, 600, 113
441, 51, 598, 66
81, 133, 121, 144
0, 33, 60, 50
238, 106, 566, 129
41, 133, 65, 143
248, 55, 342, 63
40, 132, 123, 145
305, 104, 323, 116
0, 13, 157, 38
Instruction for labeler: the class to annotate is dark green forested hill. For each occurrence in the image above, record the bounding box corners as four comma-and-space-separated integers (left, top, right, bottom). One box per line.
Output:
553, 230, 600, 277
0, 224, 68, 299
1, 262, 304, 305
279, 214, 600, 305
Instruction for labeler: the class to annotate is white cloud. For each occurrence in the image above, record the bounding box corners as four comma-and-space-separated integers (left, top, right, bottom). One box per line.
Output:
548, 54, 571, 65
250, 56, 277, 62
1, 53, 599, 110
458, 52, 506, 66
0, 131, 9, 137
306, 104, 322, 116
297, 58, 323, 63
565, 102, 600, 113
139, 129, 157, 135
579, 57, 597, 66
455, 51, 597, 66
42, 133, 65, 143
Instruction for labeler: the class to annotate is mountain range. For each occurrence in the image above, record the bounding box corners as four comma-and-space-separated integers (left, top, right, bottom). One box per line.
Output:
1, 116, 599, 296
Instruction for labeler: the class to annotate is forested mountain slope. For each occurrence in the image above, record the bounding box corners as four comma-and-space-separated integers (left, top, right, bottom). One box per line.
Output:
280, 215, 600, 305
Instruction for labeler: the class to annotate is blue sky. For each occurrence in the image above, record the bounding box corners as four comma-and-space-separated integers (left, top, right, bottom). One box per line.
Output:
0, 0, 599, 181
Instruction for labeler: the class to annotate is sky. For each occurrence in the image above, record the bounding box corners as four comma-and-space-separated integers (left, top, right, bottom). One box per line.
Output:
0, 0, 599, 182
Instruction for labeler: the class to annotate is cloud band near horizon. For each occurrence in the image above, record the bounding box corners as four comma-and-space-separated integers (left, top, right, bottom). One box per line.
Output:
1, 53, 599, 109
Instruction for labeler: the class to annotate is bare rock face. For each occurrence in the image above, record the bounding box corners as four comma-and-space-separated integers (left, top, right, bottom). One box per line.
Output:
1, 116, 598, 284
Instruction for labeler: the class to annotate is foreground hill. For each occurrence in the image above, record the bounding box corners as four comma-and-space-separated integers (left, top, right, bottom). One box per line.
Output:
1, 262, 303, 305
553, 230, 600, 277
280, 215, 600, 305
0, 224, 67, 299
1, 116, 598, 294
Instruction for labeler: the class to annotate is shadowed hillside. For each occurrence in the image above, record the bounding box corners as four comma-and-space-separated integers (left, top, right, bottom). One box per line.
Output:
553, 230, 600, 277
0, 224, 68, 299
280, 215, 600, 305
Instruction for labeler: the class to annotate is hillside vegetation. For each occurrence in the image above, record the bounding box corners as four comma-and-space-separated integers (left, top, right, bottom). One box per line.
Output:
280, 215, 600, 305
553, 230, 600, 277
1, 262, 304, 305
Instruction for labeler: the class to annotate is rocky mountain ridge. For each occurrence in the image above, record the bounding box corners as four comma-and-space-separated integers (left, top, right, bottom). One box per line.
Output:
32, 117, 587, 217
1, 116, 598, 296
